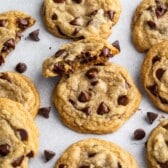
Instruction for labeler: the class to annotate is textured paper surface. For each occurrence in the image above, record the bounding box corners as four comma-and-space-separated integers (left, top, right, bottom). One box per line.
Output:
0, 0, 168, 167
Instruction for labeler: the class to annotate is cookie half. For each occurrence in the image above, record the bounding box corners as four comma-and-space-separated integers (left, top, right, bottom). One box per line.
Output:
0, 98, 39, 167
141, 41, 168, 113
147, 119, 168, 168
53, 63, 141, 134
55, 138, 139, 168
0, 11, 36, 65
42, 37, 119, 78
42, 0, 121, 39
0, 72, 40, 118
132, 0, 168, 52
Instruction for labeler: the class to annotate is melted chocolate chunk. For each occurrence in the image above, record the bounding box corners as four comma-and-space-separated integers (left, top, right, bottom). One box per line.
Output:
17, 18, 29, 29
69, 99, 77, 106
0, 73, 11, 83
2, 39, 15, 52
85, 68, 98, 79
0, 55, 4, 65
155, 3, 167, 17
87, 19, 93, 26
107, 10, 115, 21
147, 112, 158, 124
29, 29, 40, 41
70, 17, 80, 26
11, 156, 24, 167
100, 47, 110, 57
72, 0, 82, 3
38, 107, 51, 118
0, 144, 10, 156
89, 10, 98, 16
147, 20, 156, 29
79, 166, 90, 168
56, 26, 67, 36
159, 161, 168, 168
44, 150, 56, 162
81, 107, 91, 115
80, 52, 93, 63
147, 84, 158, 96
54, 0, 65, 3
17, 129, 28, 141
52, 13, 58, 20
55, 49, 66, 57
0, 19, 6, 27
72, 27, 80, 36
16, 32, 22, 39
78, 91, 91, 102
159, 96, 168, 104
118, 95, 129, 106
97, 102, 109, 115
15, 62, 27, 73
53, 62, 65, 74
118, 162, 122, 168
134, 129, 146, 140
26, 151, 34, 158
91, 79, 99, 86
88, 152, 97, 157
59, 164, 68, 168
156, 68, 165, 80
152, 55, 161, 64
112, 40, 120, 51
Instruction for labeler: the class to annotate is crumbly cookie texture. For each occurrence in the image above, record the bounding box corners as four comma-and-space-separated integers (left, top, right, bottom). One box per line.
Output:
53, 63, 141, 134
42, 37, 119, 78
55, 138, 139, 168
0, 98, 39, 168
132, 0, 168, 52
42, 0, 121, 39
0, 72, 40, 118
141, 40, 168, 113
147, 119, 168, 168
0, 11, 36, 65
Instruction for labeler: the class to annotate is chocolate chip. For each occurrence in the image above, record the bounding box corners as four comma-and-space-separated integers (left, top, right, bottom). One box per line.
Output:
97, 102, 109, 115
29, 29, 40, 41
52, 13, 58, 20
91, 79, 99, 86
0, 19, 6, 27
156, 68, 165, 80
69, 17, 80, 26
53, 62, 65, 74
147, 84, 158, 96
85, 68, 98, 79
134, 129, 146, 140
72, 27, 80, 36
79, 165, 90, 168
152, 55, 161, 64
159, 161, 168, 168
89, 10, 98, 16
69, 99, 77, 106
147, 112, 158, 124
44, 150, 56, 162
72, 0, 82, 3
112, 40, 120, 51
38, 107, 51, 118
88, 152, 97, 157
17, 18, 29, 29
0, 144, 10, 156
147, 20, 156, 29
26, 151, 34, 158
55, 49, 66, 57
107, 10, 115, 21
118, 162, 122, 168
81, 107, 91, 115
54, 0, 65, 2
0, 55, 4, 65
118, 95, 129, 106
15, 62, 27, 73
17, 129, 28, 141
155, 3, 167, 17
100, 47, 110, 57
0, 73, 11, 83
87, 19, 93, 26
56, 26, 67, 36
59, 164, 68, 168
78, 91, 91, 102
2, 39, 15, 52
159, 96, 168, 104
11, 156, 24, 167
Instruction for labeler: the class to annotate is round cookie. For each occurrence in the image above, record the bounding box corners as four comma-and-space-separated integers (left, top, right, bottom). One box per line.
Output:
53, 62, 141, 134
147, 119, 168, 168
132, 0, 168, 52
55, 138, 139, 168
42, 37, 119, 78
141, 40, 168, 113
42, 0, 121, 39
0, 72, 40, 118
0, 98, 39, 167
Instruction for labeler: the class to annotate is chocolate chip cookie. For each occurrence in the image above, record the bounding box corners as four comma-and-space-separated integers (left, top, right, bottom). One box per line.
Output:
42, 37, 119, 78
0, 98, 39, 167
0, 11, 36, 65
141, 40, 168, 113
55, 138, 139, 168
0, 72, 40, 118
53, 63, 141, 134
147, 119, 168, 168
42, 0, 121, 39
132, 0, 168, 52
